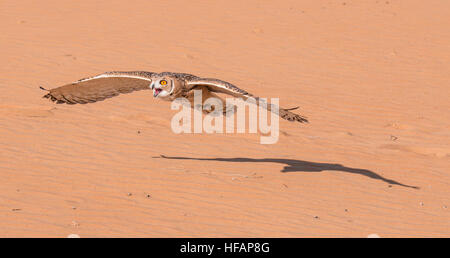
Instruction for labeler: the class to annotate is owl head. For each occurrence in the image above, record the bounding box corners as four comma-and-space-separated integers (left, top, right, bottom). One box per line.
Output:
150, 77, 175, 98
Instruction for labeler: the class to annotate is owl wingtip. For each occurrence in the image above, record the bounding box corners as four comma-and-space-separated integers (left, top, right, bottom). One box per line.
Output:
285, 106, 300, 111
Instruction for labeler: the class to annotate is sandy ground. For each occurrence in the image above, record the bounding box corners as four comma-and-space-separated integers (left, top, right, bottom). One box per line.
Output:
0, 0, 449, 237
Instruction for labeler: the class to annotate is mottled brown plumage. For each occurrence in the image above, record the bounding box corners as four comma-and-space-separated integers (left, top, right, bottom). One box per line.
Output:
42, 71, 154, 104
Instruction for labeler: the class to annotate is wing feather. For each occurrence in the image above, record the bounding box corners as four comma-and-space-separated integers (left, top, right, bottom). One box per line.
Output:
187, 78, 254, 99
42, 71, 154, 104
187, 78, 308, 123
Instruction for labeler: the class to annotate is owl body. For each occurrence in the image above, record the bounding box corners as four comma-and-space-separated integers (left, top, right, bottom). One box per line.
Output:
150, 72, 199, 101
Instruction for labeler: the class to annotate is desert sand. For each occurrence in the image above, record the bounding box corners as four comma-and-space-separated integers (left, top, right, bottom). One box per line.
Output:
0, 0, 449, 237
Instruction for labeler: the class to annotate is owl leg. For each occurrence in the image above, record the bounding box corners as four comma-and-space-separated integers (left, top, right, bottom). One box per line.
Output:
186, 87, 224, 115
186, 86, 236, 116
201, 91, 224, 115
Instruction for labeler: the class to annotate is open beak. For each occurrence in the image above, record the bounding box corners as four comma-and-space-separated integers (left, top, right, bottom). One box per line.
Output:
150, 82, 161, 97
153, 88, 162, 97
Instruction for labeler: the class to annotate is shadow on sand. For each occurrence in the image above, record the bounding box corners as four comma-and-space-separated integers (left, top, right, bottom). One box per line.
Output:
155, 155, 419, 189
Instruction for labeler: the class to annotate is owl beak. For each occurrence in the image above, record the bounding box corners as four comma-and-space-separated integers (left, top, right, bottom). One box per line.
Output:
153, 88, 162, 97
150, 82, 160, 97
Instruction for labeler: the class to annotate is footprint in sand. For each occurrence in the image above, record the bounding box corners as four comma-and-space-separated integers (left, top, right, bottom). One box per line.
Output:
333, 131, 354, 137
0, 105, 55, 118
385, 122, 417, 131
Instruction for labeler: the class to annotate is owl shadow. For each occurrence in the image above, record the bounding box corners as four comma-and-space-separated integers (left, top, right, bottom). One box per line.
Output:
155, 155, 419, 189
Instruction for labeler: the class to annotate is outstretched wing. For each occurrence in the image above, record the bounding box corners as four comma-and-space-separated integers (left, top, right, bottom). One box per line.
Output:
186, 78, 308, 123
187, 78, 255, 99
42, 71, 154, 104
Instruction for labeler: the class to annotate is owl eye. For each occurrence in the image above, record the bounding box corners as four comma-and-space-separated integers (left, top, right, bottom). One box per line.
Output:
160, 80, 167, 86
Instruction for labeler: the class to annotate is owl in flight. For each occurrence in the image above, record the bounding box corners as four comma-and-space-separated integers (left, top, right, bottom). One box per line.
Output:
42, 71, 308, 123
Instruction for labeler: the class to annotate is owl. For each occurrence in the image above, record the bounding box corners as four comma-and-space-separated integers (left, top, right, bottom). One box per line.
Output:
41, 71, 308, 123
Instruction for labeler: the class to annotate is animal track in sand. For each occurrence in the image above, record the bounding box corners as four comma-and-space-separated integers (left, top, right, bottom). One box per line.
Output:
332, 131, 355, 137
0, 105, 55, 118
385, 122, 417, 131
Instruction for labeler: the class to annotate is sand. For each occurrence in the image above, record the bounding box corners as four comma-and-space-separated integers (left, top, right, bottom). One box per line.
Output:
0, 0, 449, 237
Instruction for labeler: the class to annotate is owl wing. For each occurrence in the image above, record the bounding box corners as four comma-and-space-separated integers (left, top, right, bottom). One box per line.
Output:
186, 78, 308, 123
42, 71, 154, 104
187, 78, 255, 99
